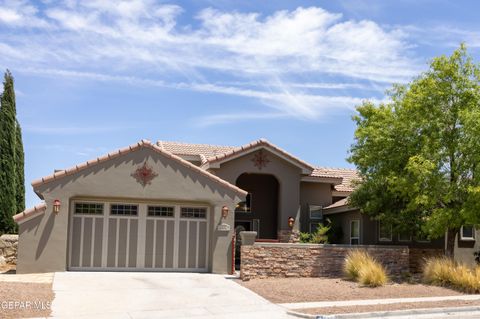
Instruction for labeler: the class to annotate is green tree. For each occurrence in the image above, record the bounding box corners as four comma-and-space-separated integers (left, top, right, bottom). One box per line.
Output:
15, 119, 25, 214
348, 44, 480, 257
0, 70, 23, 233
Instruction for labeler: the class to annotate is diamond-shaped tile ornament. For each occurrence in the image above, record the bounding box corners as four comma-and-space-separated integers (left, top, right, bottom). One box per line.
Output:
251, 150, 270, 170
131, 162, 158, 187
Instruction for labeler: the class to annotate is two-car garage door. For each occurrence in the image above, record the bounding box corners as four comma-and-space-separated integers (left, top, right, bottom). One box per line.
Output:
68, 201, 209, 272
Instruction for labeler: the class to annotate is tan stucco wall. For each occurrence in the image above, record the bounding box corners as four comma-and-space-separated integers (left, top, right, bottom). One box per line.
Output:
212, 149, 302, 230
299, 182, 333, 232
454, 229, 480, 267
17, 147, 244, 274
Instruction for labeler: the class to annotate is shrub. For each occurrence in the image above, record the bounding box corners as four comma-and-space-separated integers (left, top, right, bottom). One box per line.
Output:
423, 257, 480, 293
299, 224, 330, 244
344, 250, 388, 287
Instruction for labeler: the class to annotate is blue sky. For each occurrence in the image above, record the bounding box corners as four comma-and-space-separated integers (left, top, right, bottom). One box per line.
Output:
1, 0, 480, 208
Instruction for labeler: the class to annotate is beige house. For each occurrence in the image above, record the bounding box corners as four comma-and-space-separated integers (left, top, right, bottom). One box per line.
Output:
14, 138, 357, 274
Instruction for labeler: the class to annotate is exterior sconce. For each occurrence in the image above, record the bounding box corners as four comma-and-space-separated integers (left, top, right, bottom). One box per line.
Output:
221, 206, 229, 219
53, 199, 61, 214
288, 216, 295, 228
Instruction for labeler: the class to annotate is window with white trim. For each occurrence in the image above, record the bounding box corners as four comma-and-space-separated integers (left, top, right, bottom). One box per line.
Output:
350, 220, 360, 245
180, 207, 207, 219
148, 206, 174, 217
309, 205, 323, 220
110, 204, 138, 216
378, 222, 392, 242
460, 225, 475, 241
74, 202, 104, 215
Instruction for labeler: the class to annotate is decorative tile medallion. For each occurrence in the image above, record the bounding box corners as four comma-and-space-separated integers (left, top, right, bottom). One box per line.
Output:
251, 150, 270, 170
131, 162, 158, 187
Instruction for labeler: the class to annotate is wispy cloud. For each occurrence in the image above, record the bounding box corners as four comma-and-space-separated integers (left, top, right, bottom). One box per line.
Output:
23, 124, 137, 134
0, 1, 421, 123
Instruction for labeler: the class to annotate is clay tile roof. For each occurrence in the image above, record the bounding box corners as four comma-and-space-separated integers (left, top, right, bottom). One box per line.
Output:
31, 140, 247, 197
157, 140, 236, 158
13, 202, 47, 223
329, 168, 360, 193
206, 138, 315, 171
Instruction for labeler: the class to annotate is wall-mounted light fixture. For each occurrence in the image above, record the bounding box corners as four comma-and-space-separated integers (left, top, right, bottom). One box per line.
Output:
288, 216, 295, 228
53, 199, 61, 214
221, 206, 229, 219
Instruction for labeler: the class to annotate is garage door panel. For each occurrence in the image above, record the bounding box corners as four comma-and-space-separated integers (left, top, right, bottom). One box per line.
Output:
117, 219, 128, 267
128, 219, 138, 268
178, 221, 188, 268
82, 218, 93, 267
154, 220, 165, 268
165, 220, 175, 268
71, 217, 82, 268
107, 219, 117, 267
188, 221, 198, 269
93, 218, 103, 267
144, 220, 154, 268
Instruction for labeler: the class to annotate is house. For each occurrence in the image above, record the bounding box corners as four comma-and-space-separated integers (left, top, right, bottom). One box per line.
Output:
13, 138, 478, 274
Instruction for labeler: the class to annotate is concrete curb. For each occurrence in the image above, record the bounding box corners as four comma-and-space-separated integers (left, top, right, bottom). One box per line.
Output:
286, 306, 480, 319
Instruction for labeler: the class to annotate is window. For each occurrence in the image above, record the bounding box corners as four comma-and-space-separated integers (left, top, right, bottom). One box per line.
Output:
74, 202, 104, 215
235, 193, 252, 213
110, 204, 138, 216
309, 205, 323, 220
310, 222, 321, 233
350, 220, 360, 245
148, 206, 174, 217
378, 222, 392, 242
180, 207, 207, 219
398, 230, 412, 242
461, 225, 475, 241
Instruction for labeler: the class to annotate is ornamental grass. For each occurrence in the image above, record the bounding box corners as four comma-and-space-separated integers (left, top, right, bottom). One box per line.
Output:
344, 250, 388, 287
423, 257, 480, 293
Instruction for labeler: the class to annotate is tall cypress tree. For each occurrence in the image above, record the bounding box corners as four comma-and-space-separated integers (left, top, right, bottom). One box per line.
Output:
0, 70, 18, 233
15, 119, 25, 217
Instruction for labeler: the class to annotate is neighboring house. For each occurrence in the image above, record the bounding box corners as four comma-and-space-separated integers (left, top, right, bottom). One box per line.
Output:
13, 138, 479, 274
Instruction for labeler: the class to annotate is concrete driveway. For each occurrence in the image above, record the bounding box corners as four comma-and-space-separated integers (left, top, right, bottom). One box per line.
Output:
51, 272, 293, 318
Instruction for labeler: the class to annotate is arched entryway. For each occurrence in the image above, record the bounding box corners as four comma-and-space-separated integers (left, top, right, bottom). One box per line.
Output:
234, 173, 279, 239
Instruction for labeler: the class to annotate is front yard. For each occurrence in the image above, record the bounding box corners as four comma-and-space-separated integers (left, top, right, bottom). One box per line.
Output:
237, 277, 480, 316
0, 266, 55, 319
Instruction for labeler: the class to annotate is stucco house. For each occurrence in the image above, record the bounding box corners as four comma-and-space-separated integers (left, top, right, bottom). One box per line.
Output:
13, 138, 478, 274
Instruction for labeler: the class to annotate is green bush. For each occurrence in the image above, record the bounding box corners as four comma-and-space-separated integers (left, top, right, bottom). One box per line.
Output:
299, 223, 330, 244
344, 250, 388, 287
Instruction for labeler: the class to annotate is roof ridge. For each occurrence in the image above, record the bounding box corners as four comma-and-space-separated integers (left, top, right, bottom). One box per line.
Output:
157, 140, 236, 148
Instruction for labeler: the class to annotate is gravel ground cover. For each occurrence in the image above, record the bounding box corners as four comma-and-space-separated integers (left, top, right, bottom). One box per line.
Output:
0, 266, 55, 318
237, 277, 462, 304
298, 300, 480, 315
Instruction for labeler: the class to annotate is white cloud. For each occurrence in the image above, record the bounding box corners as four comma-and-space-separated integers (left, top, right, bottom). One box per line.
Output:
0, 2, 421, 123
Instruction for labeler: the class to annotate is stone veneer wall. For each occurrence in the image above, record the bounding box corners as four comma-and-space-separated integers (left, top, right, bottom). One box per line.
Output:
0, 234, 18, 265
241, 243, 409, 281
409, 248, 444, 273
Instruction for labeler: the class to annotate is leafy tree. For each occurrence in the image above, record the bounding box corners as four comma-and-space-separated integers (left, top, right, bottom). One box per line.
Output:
0, 70, 23, 233
348, 44, 480, 257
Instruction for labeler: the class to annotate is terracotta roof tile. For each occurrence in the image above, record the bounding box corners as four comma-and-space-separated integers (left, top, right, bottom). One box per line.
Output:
157, 140, 236, 158
32, 140, 247, 197
13, 202, 47, 223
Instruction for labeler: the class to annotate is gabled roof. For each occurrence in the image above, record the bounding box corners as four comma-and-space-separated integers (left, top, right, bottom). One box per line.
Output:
329, 168, 360, 194
323, 197, 357, 215
31, 140, 247, 197
203, 138, 315, 174
13, 202, 47, 224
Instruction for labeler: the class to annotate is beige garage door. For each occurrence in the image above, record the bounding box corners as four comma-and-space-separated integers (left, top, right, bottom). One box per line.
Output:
68, 201, 209, 272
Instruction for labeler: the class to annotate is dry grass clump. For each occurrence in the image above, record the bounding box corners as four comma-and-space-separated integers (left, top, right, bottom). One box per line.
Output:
344, 250, 389, 287
423, 257, 480, 293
